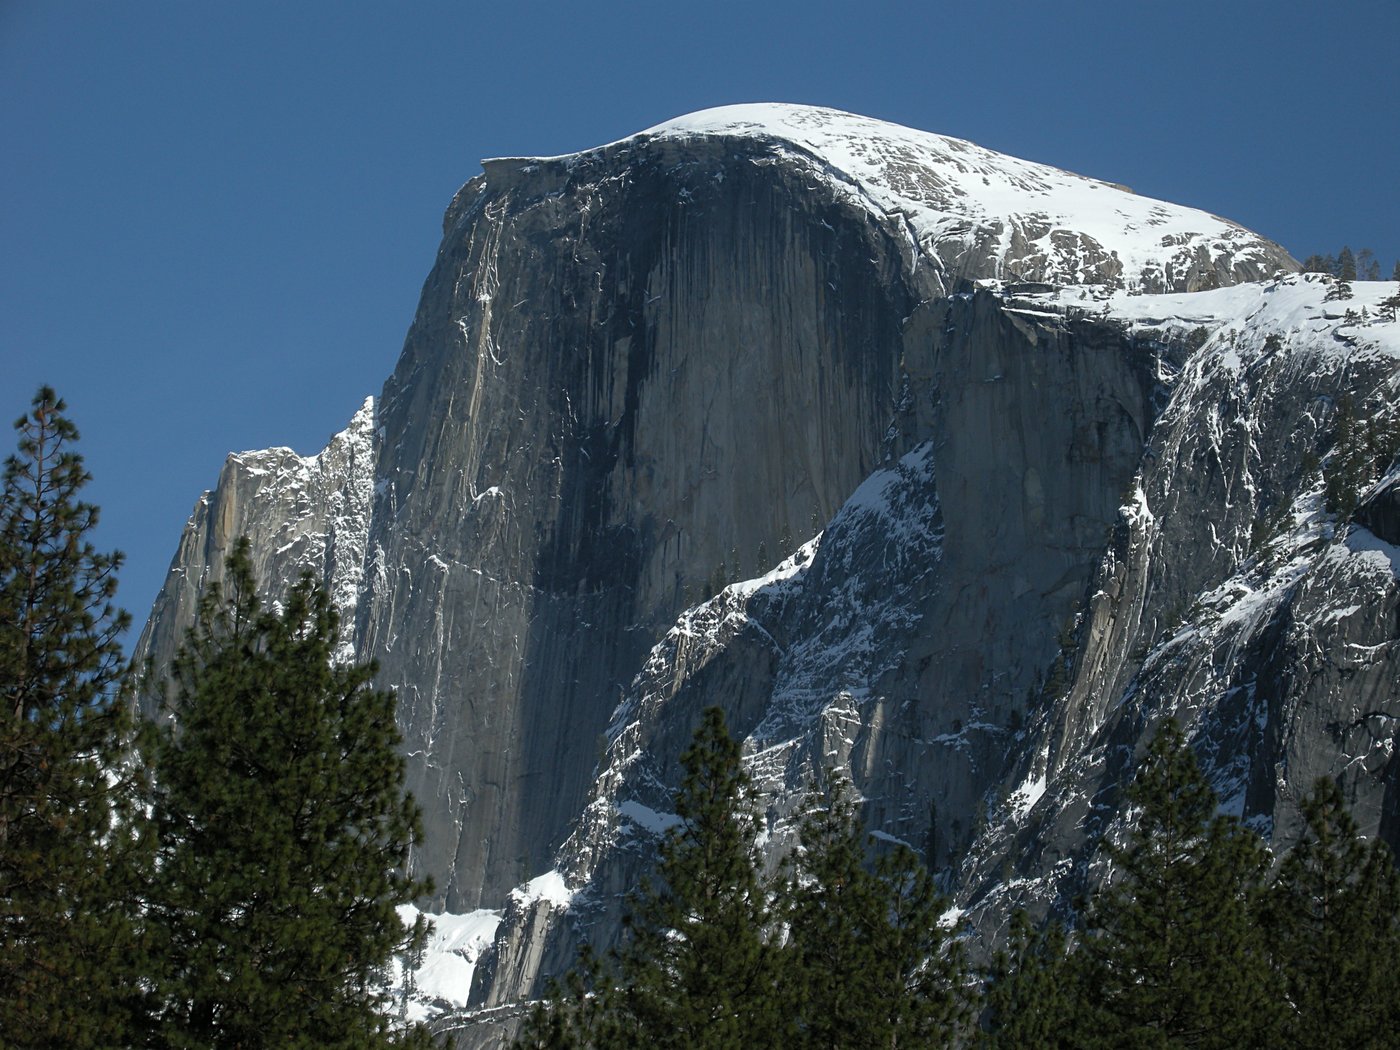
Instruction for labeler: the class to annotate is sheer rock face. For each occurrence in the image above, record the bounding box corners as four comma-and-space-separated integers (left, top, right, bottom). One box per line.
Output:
358, 130, 922, 910
141, 109, 932, 909
133, 105, 1400, 1031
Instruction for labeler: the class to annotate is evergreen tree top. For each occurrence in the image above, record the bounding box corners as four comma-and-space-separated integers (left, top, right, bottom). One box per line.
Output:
147, 537, 432, 1048
0, 387, 143, 1048
2, 386, 129, 724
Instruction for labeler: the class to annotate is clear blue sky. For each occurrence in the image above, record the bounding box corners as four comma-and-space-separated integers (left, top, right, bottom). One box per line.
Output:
3, 0, 1397, 640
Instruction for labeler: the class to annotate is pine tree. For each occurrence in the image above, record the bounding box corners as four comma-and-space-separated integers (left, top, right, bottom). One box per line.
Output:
977, 910, 1077, 1050
1261, 778, 1400, 1048
517, 706, 782, 1048
778, 522, 796, 560
1356, 248, 1381, 281
1324, 393, 1375, 517
783, 771, 969, 1048
1338, 246, 1358, 281
1392, 259, 1400, 282
146, 539, 432, 1049
615, 706, 783, 1048
1074, 719, 1276, 1049
0, 387, 146, 1048
1381, 290, 1400, 324
783, 773, 872, 1048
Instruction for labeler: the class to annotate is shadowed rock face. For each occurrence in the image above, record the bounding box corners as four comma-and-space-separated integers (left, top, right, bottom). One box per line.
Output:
358, 135, 917, 908
140, 106, 1396, 1039
462, 292, 1173, 1012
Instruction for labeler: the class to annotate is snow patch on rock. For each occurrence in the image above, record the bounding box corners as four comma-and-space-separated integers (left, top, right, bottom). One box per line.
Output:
391, 904, 502, 1024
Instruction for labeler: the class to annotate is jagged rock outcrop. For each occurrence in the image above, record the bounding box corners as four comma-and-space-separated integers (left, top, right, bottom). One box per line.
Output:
1358, 470, 1400, 546
136, 396, 378, 670
131, 105, 1400, 1043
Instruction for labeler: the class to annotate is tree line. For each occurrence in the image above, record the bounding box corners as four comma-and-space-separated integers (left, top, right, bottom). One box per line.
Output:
1300, 245, 1400, 282
0, 389, 431, 1048
519, 711, 1400, 1049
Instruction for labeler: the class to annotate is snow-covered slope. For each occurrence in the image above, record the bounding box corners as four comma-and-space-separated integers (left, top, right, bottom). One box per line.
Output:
502, 103, 1294, 294
391, 905, 502, 1024
1047, 270, 1400, 362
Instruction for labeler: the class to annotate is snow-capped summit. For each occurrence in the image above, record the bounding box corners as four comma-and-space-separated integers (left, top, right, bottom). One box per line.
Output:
502, 103, 1295, 294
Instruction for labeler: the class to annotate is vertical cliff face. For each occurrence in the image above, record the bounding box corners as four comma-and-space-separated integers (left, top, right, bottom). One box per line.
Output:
466, 287, 1179, 1006
462, 285, 1165, 987
358, 131, 916, 908
138, 104, 1379, 1030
